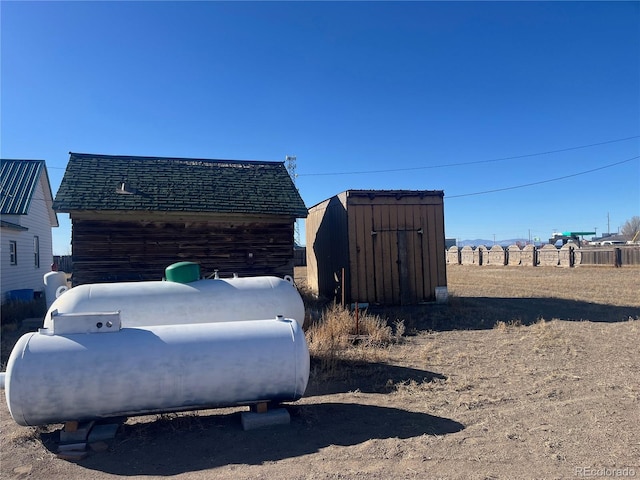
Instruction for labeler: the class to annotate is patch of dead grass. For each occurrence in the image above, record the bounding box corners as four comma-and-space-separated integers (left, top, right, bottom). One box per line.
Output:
529, 318, 569, 353
8, 426, 42, 444
447, 265, 640, 307
305, 303, 404, 375
494, 319, 524, 331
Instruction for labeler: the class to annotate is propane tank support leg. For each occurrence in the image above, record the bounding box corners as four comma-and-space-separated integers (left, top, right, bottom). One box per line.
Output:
241, 407, 290, 431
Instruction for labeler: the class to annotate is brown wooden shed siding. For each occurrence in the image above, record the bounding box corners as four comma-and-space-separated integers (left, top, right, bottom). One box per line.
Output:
70, 213, 295, 285
305, 193, 349, 300
307, 190, 446, 305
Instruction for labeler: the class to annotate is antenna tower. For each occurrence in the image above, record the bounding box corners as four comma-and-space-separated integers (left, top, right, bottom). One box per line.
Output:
285, 155, 301, 246
285, 155, 297, 182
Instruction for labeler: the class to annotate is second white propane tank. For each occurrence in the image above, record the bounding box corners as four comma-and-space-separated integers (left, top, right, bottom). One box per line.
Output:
43, 275, 305, 330
43, 271, 68, 309
4, 317, 309, 426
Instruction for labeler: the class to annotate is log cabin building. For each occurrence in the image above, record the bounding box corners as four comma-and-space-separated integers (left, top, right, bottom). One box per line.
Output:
53, 152, 307, 285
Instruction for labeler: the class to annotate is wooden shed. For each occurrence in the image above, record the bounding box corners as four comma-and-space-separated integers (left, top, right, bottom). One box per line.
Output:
306, 190, 447, 305
53, 152, 307, 285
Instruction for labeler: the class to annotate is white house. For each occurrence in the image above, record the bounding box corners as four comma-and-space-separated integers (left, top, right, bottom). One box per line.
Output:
1, 159, 58, 302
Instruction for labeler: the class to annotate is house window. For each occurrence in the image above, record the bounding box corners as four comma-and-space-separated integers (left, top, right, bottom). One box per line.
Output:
34, 236, 40, 268
10, 241, 17, 265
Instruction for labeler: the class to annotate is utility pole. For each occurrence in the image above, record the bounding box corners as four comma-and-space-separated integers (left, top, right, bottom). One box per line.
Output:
607, 212, 610, 235
285, 155, 301, 246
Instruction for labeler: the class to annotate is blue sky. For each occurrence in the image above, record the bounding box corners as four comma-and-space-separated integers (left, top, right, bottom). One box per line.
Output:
2, 1, 639, 254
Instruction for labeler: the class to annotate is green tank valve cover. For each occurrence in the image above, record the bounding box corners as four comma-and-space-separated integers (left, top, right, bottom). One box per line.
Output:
165, 262, 201, 283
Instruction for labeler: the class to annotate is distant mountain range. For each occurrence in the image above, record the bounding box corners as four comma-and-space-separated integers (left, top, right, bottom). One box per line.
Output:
457, 238, 533, 247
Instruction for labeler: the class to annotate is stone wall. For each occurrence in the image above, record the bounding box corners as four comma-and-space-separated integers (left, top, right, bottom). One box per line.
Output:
447, 244, 638, 267
488, 245, 506, 265
460, 246, 476, 265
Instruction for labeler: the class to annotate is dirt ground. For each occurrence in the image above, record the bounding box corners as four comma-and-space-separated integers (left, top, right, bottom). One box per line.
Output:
1, 266, 639, 479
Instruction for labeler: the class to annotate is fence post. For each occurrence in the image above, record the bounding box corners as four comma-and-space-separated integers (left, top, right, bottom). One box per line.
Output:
614, 247, 622, 268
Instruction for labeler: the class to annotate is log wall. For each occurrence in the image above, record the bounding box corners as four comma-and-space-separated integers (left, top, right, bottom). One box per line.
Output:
70, 215, 296, 285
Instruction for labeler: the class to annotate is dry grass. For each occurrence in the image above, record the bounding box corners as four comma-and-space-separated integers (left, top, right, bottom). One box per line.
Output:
0, 297, 46, 330
305, 303, 404, 375
493, 319, 523, 331
1, 265, 638, 479
446, 264, 640, 307
298, 264, 639, 388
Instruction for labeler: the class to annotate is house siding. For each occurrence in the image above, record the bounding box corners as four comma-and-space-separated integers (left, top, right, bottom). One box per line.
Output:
1, 179, 54, 300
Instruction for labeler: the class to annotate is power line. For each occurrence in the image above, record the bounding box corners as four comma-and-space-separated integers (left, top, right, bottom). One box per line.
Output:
447, 155, 640, 199
298, 135, 640, 177
9, 156, 639, 207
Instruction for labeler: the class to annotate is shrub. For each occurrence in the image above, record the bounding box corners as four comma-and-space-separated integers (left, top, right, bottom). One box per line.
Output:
305, 303, 403, 374
1, 297, 46, 331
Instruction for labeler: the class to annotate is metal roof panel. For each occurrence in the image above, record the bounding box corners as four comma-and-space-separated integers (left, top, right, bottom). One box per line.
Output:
0, 159, 44, 215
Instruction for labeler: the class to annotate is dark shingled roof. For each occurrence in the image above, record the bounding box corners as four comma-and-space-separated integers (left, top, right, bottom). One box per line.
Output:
53, 153, 307, 217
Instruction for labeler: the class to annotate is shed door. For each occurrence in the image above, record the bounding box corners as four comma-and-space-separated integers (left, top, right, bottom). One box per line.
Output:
349, 202, 442, 306
373, 229, 424, 305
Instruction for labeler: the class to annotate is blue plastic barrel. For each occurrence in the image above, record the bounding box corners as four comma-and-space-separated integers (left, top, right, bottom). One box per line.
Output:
7, 289, 34, 302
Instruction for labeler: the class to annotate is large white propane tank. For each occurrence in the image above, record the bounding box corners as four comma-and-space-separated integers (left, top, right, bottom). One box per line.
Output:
3, 315, 309, 426
43, 275, 305, 329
